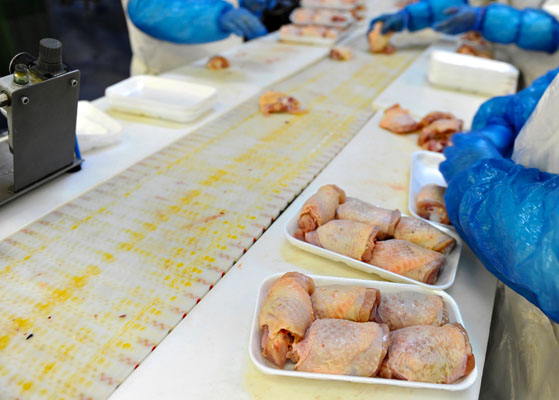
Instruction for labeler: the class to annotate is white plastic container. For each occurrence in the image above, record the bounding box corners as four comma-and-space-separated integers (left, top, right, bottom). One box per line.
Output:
76, 101, 122, 153
284, 197, 462, 290
249, 273, 478, 391
105, 75, 217, 123
301, 0, 364, 11
428, 50, 519, 97
408, 150, 454, 231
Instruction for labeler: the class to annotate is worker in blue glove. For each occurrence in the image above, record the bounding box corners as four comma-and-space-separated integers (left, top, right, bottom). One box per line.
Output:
440, 66, 559, 399
122, 1, 276, 75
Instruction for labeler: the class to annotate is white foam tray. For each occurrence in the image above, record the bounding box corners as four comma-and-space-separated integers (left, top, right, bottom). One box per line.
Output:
249, 273, 478, 391
105, 75, 217, 123
408, 151, 454, 231
285, 195, 462, 290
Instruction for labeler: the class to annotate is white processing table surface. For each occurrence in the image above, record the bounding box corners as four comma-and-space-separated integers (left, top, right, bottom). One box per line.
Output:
0, 19, 496, 399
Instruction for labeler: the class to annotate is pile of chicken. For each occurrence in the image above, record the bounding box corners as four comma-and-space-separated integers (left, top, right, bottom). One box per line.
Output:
292, 8, 352, 26
380, 105, 464, 153
294, 185, 456, 284
259, 272, 475, 383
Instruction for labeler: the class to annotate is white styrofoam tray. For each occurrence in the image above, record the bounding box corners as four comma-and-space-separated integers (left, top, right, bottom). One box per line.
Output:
290, 8, 354, 28
105, 75, 217, 123
428, 50, 519, 97
285, 196, 462, 290
301, 0, 364, 10
249, 273, 478, 391
408, 151, 454, 231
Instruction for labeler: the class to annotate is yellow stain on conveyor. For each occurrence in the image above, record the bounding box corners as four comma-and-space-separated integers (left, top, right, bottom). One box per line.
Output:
0, 48, 420, 399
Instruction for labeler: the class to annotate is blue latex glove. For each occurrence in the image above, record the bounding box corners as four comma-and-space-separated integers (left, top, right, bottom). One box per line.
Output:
432, 5, 483, 35
440, 133, 502, 183
369, 12, 408, 34
240, 0, 277, 14
219, 8, 268, 39
443, 158, 559, 322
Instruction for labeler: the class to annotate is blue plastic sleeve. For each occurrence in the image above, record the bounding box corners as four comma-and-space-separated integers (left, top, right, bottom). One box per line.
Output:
127, 0, 234, 44
481, 4, 559, 52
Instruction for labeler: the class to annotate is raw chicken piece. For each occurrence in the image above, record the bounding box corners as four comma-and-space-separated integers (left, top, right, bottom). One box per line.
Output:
380, 323, 475, 384
423, 138, 449, 153
206, 55, 230, 70
259, 91, 306, 116
418, 118, 463, 145
330, 47, 352, 61
293, 319, 389, 376
311, 285, 380, 322
259, 272, 315, 368
393, 216, 455, 253
305, 220, 381, 262
457, 44, 493, 59
298, 185, 346, 234
369, 239, 445, 284
368, 22, 395, 54
336, 197, 401, 239
416, 185, 450, 225
379, 104, 419, 134
417, 111, 456, 129
375, 291, 449, 330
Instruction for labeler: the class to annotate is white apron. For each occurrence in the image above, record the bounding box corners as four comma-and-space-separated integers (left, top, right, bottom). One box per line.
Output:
121, 0, 243, 75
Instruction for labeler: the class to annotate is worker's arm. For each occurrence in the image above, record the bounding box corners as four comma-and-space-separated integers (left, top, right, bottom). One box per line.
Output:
369, 0, 468, 34
434, 4, 559, 53
127, 0, 267, 43
470, 68, 559, 155
439, 68, 559, 322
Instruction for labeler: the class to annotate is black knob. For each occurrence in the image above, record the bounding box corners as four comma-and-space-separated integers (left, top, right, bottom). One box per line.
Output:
36, 38, 64, 74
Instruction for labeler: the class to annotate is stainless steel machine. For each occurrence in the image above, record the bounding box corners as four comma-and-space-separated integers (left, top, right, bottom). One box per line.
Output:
0, 38, 82, 206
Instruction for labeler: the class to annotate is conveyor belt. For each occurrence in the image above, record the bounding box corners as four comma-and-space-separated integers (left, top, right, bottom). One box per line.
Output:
0, 48, 419, 399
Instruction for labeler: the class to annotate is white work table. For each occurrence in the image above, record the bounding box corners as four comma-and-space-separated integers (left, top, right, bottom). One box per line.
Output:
0, 20, 496, 400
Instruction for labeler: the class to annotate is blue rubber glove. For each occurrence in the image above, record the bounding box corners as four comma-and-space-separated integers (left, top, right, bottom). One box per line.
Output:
219, 8, 268, 39
369, 12, 408, 34
440, 133, 503, 183
432, 5, 483, 35
240, 0, 277, 14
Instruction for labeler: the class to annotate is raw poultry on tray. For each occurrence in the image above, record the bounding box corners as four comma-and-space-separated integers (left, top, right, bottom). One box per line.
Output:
259, 273, 474, 384
295, 186, 456, 285
292, 8, 353, 26
380, 106, 464, 153
416, 184, 450, 225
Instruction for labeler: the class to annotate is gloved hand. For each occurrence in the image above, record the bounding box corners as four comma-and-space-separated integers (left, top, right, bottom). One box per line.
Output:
440, 132, 502, 183
368, 12, 408, 34
432, 5, 483, 35
240, 0, 277, 13
219, 8, 268, 39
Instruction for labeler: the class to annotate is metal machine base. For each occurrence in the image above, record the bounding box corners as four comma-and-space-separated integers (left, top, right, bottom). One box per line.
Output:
0, 138, 82, 206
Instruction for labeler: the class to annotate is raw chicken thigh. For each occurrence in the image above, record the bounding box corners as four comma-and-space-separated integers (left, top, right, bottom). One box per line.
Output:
305, 220, 380, 262
259, 91, 306, 116
293, 319, 390, 376
298, 185, 346, 234
369, 240, 445, 284
379, 104, 419, 133
375, 291, 449, 330
415, 184, 450, 225
311, 285, 380, 322
380, 323, 475, 384
336, 197, 401, 239
393, 216, 455, 253
259, 272, 315, 367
